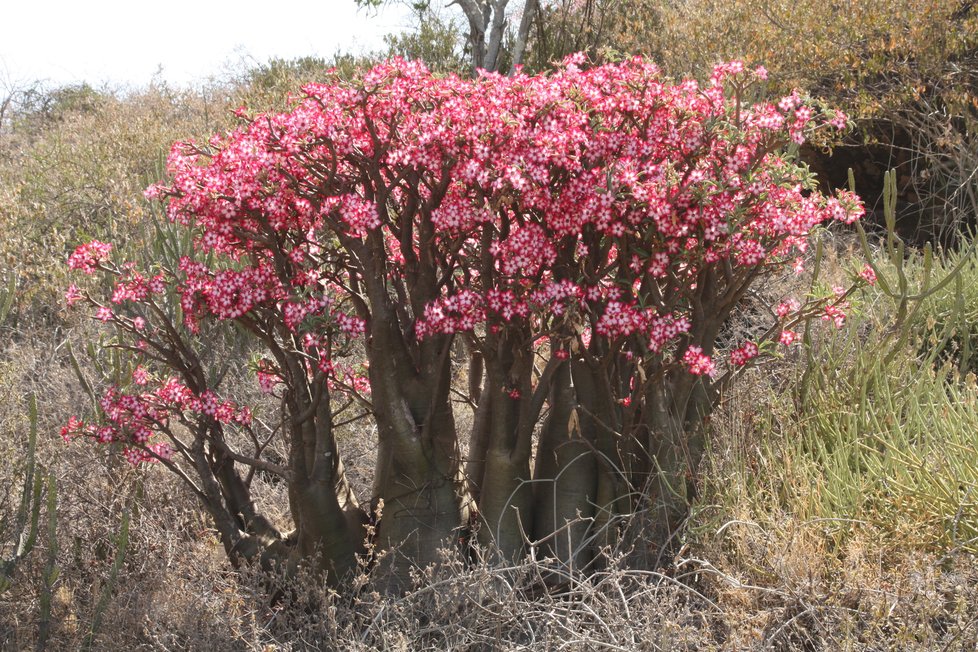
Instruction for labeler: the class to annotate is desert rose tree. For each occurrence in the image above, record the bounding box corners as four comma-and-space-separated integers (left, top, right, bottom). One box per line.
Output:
62, 55, 863, 589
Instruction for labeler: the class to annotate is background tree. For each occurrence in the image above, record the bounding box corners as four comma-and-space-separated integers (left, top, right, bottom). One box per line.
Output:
356, 0, 540, 74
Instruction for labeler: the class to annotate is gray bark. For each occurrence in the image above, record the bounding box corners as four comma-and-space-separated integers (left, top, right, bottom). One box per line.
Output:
454, 0, 540, 74
531, 363, 597, 573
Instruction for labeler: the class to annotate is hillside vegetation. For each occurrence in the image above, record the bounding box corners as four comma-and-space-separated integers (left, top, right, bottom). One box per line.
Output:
1, 3, 977, 649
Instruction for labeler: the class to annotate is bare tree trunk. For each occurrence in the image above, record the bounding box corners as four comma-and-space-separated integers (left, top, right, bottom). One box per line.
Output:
455, 0, 541, 74
509, 0, 540, 73
456, 0, 491, 73
484, 0, 511, 72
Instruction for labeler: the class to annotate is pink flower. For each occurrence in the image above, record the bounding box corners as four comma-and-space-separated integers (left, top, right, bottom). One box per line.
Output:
67, 57, 868, 484
65, 284, 83, 307
779, 329, 799, 346
68, 241, 112, 274
148, 442, 172, 461
61, 416, 83, 443
729, 341, 759, 366
234, 406, 253, 426
683, 346, 715, 376
822, 304, 846, 329
132, 366, 149, 385
829, 110, 849, 130
775, 299, 800, 319
580, 328, 592, 349
257, 368, 282, 394
859, 265, 877, 286
337, 195, 381, 237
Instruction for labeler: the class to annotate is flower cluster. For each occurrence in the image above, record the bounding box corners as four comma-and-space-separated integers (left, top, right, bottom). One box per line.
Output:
179, 258, 285, 329
61, 377, 253, 466
492, 224, 557, 277
859, 264, 877, 285
416, 290, 485, 337
329, 362, 371, 396
111, 270, 166, 304
822, 304, 847, 329
255, 359, 283, 394
729, 341, 759, 366
683, 346, 715, 376
67, 240, 113, 274
336, 195, 382, 237
66, 55, 866, 473
147, 57, 861, 357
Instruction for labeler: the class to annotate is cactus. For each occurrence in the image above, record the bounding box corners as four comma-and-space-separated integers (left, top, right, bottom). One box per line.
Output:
855, 168, 978, 371
0, 277, 47, 597
35, 474, 57, 652
81, 507, 130, 651
0, 275, 63, 650
0, 273, 15, 324
0, 393, 43, 594
854, 169, 977, 361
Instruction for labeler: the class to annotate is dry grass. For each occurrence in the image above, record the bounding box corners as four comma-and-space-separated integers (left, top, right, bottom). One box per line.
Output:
2, 317, 977, 650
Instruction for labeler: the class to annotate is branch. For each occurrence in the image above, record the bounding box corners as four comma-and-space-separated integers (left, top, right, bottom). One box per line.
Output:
211, 436, 292, 481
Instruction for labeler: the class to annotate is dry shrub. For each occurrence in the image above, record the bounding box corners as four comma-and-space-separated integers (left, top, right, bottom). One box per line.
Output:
687, 514, 978, 651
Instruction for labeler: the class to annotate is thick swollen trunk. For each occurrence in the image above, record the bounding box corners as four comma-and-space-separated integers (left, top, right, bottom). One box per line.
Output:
572, 358, 630, 558
463, 346, 489, 505
642, 374, 713, 555
284, 375, 365, 583
631, 286, 730, 557
368, 326, 467, 591
464, 387, 491, 504
477, 445, 533, 559
470, 367, 531, 559
531, 363, 597, 572
288, 458, 364, 582
196, 441, 362, 587
470, 330, 542, 561
191, 438, 272, 564
289, 402, 365, 586
372, 427, 465, 585
371, 397, 466, 591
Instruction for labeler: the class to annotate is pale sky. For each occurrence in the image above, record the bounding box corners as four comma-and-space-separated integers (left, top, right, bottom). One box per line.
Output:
0, 1, 415, 89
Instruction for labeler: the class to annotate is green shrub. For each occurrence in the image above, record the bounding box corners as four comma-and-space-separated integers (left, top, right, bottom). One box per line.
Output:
701, 217, 978, 556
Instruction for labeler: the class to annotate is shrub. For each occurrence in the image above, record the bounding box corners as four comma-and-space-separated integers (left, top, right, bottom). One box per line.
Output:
62, 56, 862, 591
